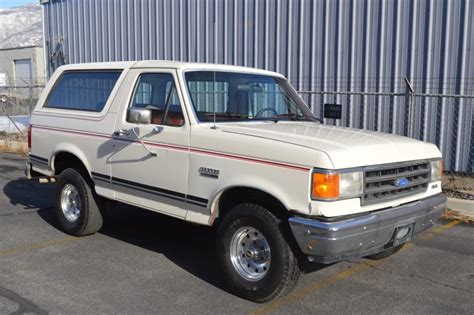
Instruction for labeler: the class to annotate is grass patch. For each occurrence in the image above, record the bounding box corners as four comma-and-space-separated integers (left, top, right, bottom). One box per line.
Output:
0, 139, 28, 155
443, 209, 473, 223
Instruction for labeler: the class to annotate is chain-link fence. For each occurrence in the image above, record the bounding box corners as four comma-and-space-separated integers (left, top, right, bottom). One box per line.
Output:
0, 76, 472, 195
0, 79, 44, 152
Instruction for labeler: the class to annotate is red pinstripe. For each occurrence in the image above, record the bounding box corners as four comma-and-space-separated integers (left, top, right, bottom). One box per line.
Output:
32, 125, 311, 172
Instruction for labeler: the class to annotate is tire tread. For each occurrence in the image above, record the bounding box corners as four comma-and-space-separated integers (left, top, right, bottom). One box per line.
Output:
56, 168, 103, 236
217, 203, 301, 303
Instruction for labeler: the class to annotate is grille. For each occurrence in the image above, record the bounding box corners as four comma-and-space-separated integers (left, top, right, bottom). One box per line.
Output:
362, 160, 430, 205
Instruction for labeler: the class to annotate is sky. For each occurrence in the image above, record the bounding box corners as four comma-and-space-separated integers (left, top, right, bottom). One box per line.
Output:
0, 0, 35, 9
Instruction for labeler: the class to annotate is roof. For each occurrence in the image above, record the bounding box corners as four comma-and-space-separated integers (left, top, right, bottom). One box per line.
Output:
57, 60, 284, 78
0, 45, 43, 52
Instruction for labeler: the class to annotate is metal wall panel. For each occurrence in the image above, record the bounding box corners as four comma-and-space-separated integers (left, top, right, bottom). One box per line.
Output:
42, 0, 473, 171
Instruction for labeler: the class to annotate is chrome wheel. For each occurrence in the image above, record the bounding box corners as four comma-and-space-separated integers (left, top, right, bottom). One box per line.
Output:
230, 226, 271, 281
60, 184, 81, 223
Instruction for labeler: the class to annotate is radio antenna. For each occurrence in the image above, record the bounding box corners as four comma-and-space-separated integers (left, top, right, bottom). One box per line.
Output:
211, 71, 217, 129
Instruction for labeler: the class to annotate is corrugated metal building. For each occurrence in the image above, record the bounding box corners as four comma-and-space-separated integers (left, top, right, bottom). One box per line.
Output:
41, 0, 473, 172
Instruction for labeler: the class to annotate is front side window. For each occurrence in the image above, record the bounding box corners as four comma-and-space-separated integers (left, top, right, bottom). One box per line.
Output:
185, 71, 314, 122
129, 73, 184, 127
46, 71, 122, 112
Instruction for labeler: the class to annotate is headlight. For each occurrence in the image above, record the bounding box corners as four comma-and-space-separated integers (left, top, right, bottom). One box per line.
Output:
312, 170, 363, 200
430, 159, 443, 181
340, 171, 364, 198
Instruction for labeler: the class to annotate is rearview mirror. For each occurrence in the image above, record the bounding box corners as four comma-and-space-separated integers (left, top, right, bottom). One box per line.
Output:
127, 108, 152, 125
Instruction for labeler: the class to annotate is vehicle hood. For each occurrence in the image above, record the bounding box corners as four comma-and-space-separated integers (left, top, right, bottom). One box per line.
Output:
220, 122, 441, 169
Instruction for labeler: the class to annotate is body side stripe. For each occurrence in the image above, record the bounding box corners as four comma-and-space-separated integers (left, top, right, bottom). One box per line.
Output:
29, 154, 49, 163
91, 172, 110, 180
111, 176, 186, 199
32, 125, 310, 172
91, 172, 208, 206
112, 181, 187, 203
186, 195, 209, 204
33, 125, 110, 139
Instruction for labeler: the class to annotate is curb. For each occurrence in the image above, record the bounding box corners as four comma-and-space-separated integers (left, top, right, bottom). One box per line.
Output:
445, 197, 474, 223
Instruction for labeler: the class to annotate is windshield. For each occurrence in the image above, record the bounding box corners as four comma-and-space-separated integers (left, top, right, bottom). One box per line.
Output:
185, 71, 315, 122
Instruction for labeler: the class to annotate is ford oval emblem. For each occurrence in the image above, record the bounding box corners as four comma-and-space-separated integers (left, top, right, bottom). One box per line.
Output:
394, 177, 409, 187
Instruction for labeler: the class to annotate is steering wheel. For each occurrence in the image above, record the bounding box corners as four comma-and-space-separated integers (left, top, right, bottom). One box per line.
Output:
255, 107, 279, 118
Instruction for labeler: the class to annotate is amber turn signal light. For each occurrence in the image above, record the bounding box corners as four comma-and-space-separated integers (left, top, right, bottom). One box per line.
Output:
312, 173, 339, 199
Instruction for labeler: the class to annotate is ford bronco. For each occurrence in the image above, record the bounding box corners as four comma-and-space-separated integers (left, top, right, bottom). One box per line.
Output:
26, 61, 446, 302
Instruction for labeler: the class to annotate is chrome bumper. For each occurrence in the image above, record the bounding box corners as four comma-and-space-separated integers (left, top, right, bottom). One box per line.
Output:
289, 194, 446, 264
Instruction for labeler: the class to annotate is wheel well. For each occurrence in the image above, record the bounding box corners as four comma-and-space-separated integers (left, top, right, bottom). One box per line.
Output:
53, 152, 89, 179
216, 187, 288, 223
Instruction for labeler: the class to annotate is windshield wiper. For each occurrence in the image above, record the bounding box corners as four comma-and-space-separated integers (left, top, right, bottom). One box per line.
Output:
286, 113, 324, 123
272, 113, 317, 122
204, 112, 250, 119
202, 112, 322, 123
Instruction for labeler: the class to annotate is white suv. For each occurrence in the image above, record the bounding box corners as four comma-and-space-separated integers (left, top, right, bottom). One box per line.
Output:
26, 61, 446, 302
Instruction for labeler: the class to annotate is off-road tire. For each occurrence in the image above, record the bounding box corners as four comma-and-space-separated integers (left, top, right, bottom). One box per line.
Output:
55, 168, 103, 236
216, 203, 301, 303
365, 244, 404, 260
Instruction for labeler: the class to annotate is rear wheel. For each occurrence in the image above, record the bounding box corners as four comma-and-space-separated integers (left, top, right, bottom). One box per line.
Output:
217, 203, 300, 303
55, 168, 103, 236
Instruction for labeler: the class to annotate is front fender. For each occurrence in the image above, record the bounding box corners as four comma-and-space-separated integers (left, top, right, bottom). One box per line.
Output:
208, 172, 311, 224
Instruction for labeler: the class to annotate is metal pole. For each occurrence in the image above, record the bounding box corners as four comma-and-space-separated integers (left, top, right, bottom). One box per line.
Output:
404, 77, 415, 138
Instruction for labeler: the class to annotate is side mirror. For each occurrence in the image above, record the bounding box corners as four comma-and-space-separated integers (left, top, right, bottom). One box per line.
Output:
127, 108, 152, 125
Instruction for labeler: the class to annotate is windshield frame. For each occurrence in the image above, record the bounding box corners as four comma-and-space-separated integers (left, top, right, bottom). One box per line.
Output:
181, 69, 317, 124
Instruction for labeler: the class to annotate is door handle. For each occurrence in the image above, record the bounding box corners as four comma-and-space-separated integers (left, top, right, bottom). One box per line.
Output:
153, 126, 164, 134
113, 129, 129, 136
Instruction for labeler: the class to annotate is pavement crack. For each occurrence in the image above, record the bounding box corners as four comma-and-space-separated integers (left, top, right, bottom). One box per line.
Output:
361, 262, 473, 294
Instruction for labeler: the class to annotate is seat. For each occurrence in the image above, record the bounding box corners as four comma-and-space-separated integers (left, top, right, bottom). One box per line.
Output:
150, 109, 184, 126
151, 109, 164, 125
166, 111, 184, 126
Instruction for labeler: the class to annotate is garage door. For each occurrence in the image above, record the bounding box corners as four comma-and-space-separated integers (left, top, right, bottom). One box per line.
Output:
14, 59, 32, 97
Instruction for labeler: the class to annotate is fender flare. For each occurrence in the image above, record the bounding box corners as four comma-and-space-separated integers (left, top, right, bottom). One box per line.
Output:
50, 142, 92, 176
208, 184, 290, 225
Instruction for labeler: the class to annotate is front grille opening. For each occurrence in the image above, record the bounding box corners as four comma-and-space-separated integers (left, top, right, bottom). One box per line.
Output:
362, 161, 430, 205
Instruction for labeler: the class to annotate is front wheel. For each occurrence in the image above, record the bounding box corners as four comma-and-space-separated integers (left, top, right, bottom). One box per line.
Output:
55, 168, 103, 236
216, 204, 300, 303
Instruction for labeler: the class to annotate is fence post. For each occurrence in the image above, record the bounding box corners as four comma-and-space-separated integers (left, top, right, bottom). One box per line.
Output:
404, 77, 415, 138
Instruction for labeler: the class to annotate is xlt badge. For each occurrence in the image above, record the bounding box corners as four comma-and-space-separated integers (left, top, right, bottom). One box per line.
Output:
199, 167, 220, 179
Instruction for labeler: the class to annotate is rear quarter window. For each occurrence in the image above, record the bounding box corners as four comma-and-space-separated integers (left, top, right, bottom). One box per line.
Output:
45, 71, 122, 112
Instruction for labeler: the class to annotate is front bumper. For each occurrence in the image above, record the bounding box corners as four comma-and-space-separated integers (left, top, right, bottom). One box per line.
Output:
289, 194, 446, 264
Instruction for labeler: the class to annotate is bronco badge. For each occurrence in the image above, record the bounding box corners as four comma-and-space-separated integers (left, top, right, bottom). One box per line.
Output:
198, 167, 220, 179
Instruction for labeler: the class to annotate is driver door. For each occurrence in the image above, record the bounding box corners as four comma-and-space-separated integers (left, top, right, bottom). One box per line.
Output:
110, 69, 189, 218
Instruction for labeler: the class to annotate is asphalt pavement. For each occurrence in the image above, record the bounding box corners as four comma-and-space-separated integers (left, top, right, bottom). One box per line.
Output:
0, 153, 473, 314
